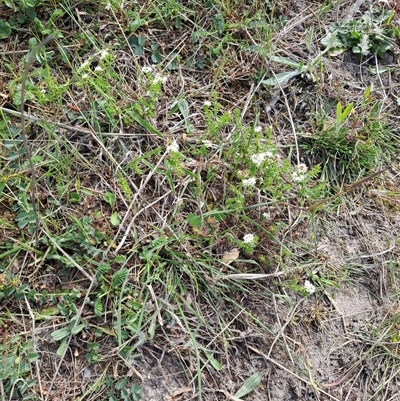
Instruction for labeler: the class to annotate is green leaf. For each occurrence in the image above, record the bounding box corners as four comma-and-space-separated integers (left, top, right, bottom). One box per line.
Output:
354, 34, 371, 55
204, 350, 222, 371
94, 297, 103, 317
261, 70, 303, 86
115, 378, 129, 391
51, 327, 70, 341
27, 353, 39, 362
70, 191, 80, 202
103, 192, 116, 208
110, 211, 121, 226
114, 255, 126, 264
128, 18, 147, 32
336, 102, 354, 125
234, 372, 262, 398
177, 98, 190, 120
34, 306, 59, 320
127, 109, 162, 137
0, 19, 12, 39
70, 323, 86, 335
56, 338, 67, 356
187, 213, 202, 227
131, 385, 142, 401
112, 268, 129, 288
269, 56, 305, 69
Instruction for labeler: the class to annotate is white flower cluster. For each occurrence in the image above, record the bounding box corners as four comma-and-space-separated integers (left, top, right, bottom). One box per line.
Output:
250, 151, 274, 166
78, 48, 111, 76
165, 139, 179, 153
304, 280, 316, 295
153, 72, 168, 85
202, 140, 218, 149
292, 163, 308, 182
254, 126, 263, 133
243, 233, 255, 244
142, 66, 154, 74
204, 100, 212, 107
242, 177, 257, 187
141, 66, 168, 84
99, 49, 109, 59
166, 139, 179, 153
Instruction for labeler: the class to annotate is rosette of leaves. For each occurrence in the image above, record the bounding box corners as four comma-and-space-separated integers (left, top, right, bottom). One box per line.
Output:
321, 8, 399, 57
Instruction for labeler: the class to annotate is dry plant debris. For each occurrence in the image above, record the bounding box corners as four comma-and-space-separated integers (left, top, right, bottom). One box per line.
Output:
0, 0, 400, 400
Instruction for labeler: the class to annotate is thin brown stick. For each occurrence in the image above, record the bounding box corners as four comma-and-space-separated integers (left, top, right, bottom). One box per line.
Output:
306, 168, 388, 211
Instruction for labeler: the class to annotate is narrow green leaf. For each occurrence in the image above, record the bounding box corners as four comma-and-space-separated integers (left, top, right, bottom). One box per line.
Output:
234, 372, 262, 398
261, 70, 302, 86
269, 56, 303, 69
340, 102, 354, 122
336, 101, 343, 123
204, 350, 222, 371
56, 338, 67, 357
128, 110, 162, 137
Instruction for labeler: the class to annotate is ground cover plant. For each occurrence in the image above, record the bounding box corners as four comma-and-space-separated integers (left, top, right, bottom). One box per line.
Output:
1, 0, 400, 400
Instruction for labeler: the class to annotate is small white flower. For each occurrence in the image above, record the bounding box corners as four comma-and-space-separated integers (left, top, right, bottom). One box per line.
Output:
105, 2, 112, 10
262, 212, 271, 220
82, 73, 89, 79
202, 140, 215, 148
243, 233, 255, 244
153, 73, 168, 84
304, 280, 316, 295
292, 163, 308, 182
99, 49, 109, 59
297, 163, 308, 173
166, 139, 179, 153
242, 177, 256, 187
142, 66, 153, 74
250, 151, 274, 166
204, 100, 212, 107
80, 60, 90, 70
254, 126, 262, 133
94, 65, 103, 72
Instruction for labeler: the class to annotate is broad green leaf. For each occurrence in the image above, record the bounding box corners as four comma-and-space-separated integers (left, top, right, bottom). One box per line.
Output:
0, 19, 12, 39
34, 306, 59, 320
128, 18, 147, 32
27, 353, 39, 362
70, 323, 86, 335
103, 192, 116, 208
234, 372, 262, 398
110, 211, 121, 226
51, 327, 70, 341
177, 98, 190, 121
187, 213, 202, 227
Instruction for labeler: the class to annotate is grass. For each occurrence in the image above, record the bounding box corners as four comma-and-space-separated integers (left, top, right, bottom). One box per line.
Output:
1, 0, 400, 400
